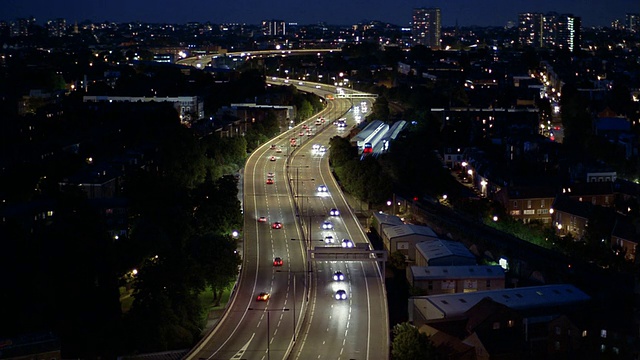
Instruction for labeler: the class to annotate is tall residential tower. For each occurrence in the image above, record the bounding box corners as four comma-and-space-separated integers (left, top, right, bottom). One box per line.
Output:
518, 12, 581, 52
412, 8, 441, 49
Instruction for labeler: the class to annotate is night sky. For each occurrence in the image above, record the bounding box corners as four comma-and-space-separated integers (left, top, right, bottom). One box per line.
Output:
1, 0, 639, 27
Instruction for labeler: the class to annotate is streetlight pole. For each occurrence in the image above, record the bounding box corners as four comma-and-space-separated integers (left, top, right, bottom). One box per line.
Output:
293, 275, 296, 341
248, 307, 289, 360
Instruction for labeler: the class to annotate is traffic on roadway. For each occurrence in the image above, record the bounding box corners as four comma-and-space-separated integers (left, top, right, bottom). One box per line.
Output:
185, 80, 388, 360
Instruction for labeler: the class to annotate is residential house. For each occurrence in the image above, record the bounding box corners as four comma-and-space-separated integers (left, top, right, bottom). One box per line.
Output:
610, 215, 638, 262
565, 182, 614, 207
59, 162, 123, 200
495, 187, 556, 224
551, 195, 593, 239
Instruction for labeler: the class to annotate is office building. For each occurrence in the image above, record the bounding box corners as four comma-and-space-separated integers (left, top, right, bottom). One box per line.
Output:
412, 8, 441, 49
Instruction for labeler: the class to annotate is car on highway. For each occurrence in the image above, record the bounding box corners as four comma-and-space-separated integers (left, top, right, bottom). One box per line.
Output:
270, 156, 276, 161
315, 85, 321, 89
324, 235, 335, 244
258, 216, 267, 223
273, 257, 283, 266
317, 184, 328, 192
319, 146, 326, 153
333, 271, 345, 281
276, 147, 282, 153
267, 172, 275, 178
341, 239, 354, 248
312, 144, 320, 151
256, 292, 271, 301
266, 178, 274, 184
335, 289, 348, 300
322, 221, 333, 230
270, 144, 277, 150
272, 222, 283, 229
329, 208, 340, 216
299, 131, 305, 136
315, 118, 322, 126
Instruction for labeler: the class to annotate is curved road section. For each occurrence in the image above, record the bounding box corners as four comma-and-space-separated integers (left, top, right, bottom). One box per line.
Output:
185, 85, 388, 360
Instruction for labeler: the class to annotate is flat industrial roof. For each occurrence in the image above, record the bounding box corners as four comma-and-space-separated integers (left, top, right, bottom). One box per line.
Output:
409, 265, 505, 280
383, 224, 438, 239
372, 212, 405, 227
413, 284, 590, 319
415, 239, 475, 260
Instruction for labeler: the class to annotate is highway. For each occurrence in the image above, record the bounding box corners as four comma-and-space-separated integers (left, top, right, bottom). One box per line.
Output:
287, 97, 388, 360
185, 81, 387, 360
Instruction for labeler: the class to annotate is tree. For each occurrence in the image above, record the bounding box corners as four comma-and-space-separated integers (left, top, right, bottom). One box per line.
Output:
391, 322, 440, 360
159, 127, 207, 189
389, 251, 407, 271
192, 233, 241, 305
297, 99, 314, 122
370, 96, 390, 122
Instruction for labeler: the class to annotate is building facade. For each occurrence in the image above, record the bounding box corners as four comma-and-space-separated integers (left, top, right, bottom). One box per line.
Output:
412, 8, 441, 49
519, 12, 581, 52
407, 265, 505, 295
262, 20, 286, 36
46, 18, 66, 37
83, 95, 204, 125
518, 12, 543, 47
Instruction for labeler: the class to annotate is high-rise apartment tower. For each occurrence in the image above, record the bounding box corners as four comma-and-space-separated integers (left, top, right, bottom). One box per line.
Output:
412, 8, 441, 49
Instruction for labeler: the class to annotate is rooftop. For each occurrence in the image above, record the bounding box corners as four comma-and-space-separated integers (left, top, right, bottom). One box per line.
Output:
413, 284, 591, 319
409, 265, 505, 280
383, 224, 438, 239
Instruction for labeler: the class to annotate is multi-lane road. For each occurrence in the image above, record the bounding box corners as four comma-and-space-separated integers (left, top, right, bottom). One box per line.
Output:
186, 81, 387, 360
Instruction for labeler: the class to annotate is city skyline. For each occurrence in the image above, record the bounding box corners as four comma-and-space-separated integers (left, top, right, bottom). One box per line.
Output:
1, 0, 638, 28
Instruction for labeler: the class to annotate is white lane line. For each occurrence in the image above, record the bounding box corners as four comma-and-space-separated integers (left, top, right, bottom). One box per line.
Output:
229, 333, 255, 360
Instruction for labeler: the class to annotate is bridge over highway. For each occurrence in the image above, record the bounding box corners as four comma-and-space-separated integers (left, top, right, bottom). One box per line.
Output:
177, 48, 342, 68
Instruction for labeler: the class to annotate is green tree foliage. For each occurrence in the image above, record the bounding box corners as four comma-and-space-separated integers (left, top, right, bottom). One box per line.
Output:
389, 251, 407, 271
330, 134, 406, 205
159, 127, 208, 189
297, 99, 314, 122
391, 322, 440, 360
204, 136, 247, 180
190, 233, 241, 306
192, 175, 243, 234
369, 96, 390, 122
125, 255, 203, 352
328, 135, 357, 167
244, 110, 280, 150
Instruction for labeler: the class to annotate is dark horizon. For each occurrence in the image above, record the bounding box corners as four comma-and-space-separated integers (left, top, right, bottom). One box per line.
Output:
2, 0, 639, 28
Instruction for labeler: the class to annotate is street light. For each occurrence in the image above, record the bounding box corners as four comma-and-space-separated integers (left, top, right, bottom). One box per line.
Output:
275, 270, 309, 341
248, 307, 290, 360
